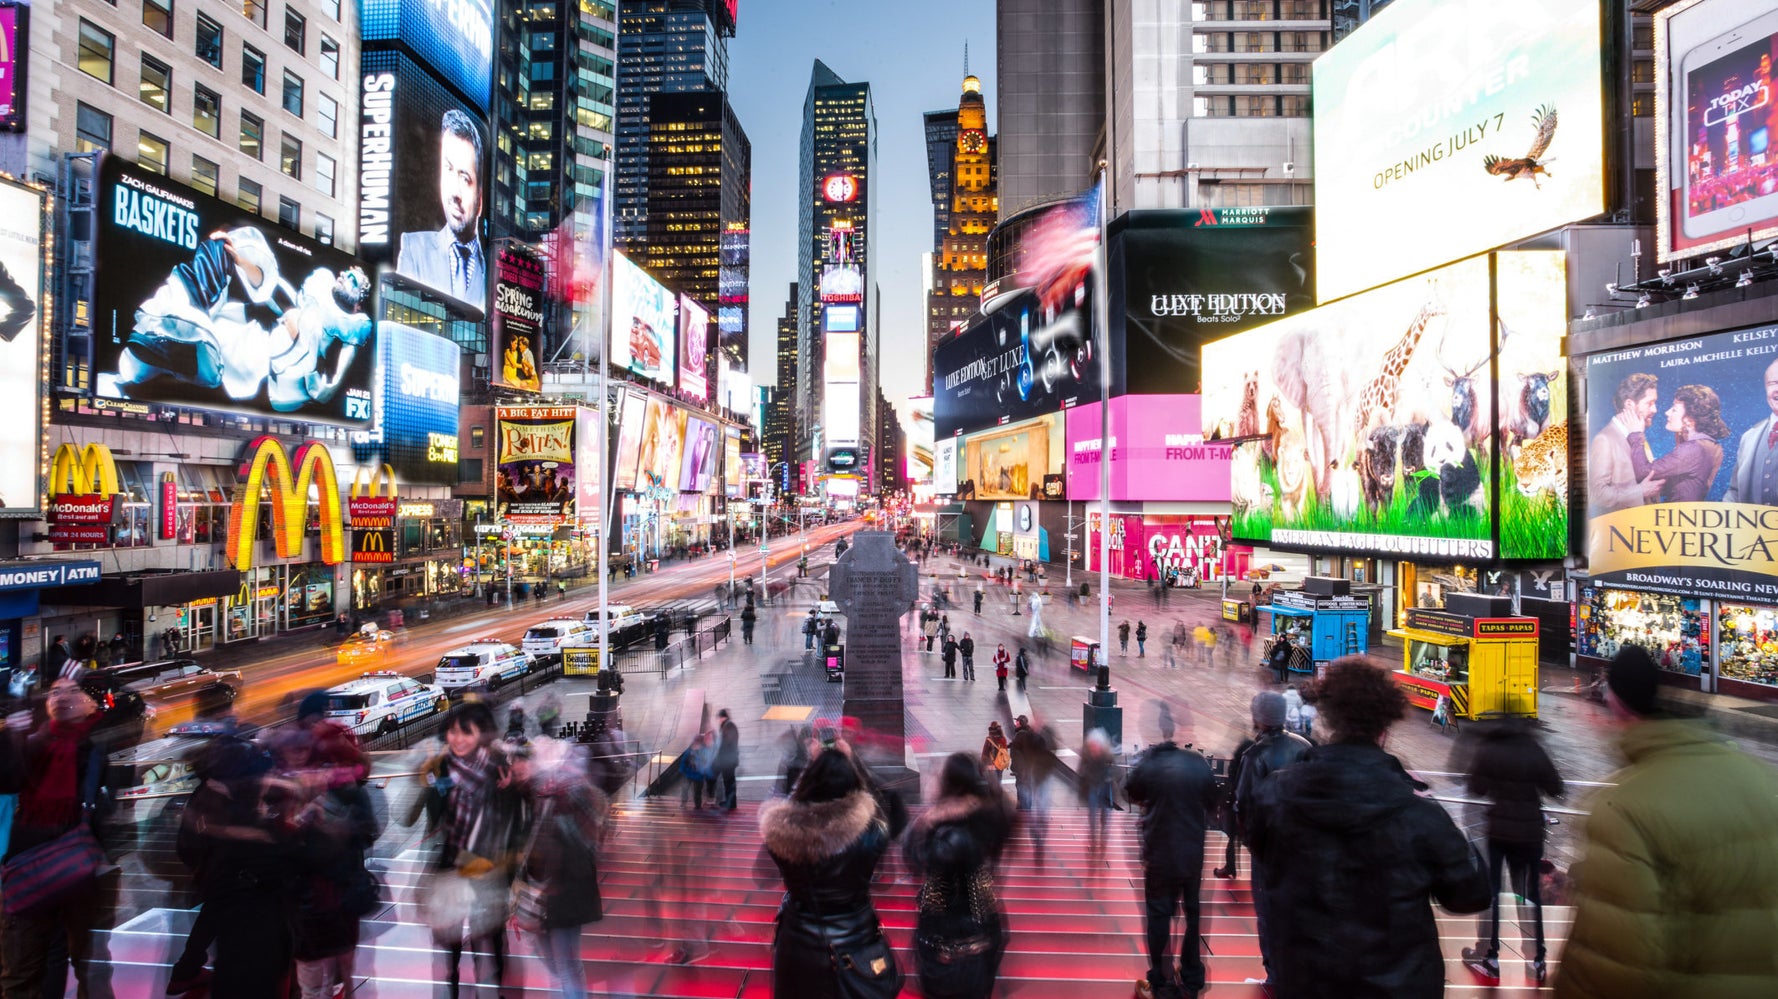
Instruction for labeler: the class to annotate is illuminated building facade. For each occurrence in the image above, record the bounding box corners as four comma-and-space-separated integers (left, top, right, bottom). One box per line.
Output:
926, 74, 996, 393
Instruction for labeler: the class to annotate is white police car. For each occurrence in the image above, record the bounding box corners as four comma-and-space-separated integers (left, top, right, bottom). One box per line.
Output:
523, 619, 594, 664
323, 671, 449, 736
435, 640, 533, 695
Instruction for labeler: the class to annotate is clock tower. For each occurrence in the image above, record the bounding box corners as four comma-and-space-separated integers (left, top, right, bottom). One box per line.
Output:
927, 74, 997, 392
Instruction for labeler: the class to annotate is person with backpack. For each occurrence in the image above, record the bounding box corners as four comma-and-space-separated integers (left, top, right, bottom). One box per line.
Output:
980, 722, 1009, 777
1232, 692, 1312, 987
993, 644, 1011, 690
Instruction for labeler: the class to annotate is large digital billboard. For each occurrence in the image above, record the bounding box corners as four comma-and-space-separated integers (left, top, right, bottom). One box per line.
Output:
680, 417, 719, 493
350, 323, 460, 485
907, 395, 935, 484
91, 157, 375, 425
935, 437, 958, 495
492, 243, 543, 391
959, 414, 1064, 502
1583, 321, 1778, 598
360, 0, 494, 111
1201, 251, 1569, 560
635, 397, 687, 492
612, 252, 677, 386
1111, 208, 1314, 394
359, 52, 490, 312
0, 5, 28, 132
678, 294, 709, 401
496, 406, 577, 523
0, 174, 42, 515
1312, 0, 1604, 302
724, 427, 744, 497
611, 389, 647, 492
933, 284, 1099, 440
1656, 0, 1778, 262
1066, 396, 1232, 503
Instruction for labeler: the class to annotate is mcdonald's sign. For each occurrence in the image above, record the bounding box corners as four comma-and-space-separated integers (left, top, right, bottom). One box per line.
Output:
349, 463, 398, 525
353, 527, 394, 564
47, 443, 123, 543
49, 443, 121, 498
225, 436, 346, 571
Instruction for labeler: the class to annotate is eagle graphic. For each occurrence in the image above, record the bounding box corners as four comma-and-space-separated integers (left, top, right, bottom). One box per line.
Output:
1482, 104, 1558, 188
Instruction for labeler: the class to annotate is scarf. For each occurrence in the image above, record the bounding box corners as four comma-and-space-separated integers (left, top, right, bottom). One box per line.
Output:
443, 747, 498, 863
19, 714, 101, 831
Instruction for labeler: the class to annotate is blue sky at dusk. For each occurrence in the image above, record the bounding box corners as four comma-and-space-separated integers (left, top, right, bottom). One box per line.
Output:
731, 0, 998, 420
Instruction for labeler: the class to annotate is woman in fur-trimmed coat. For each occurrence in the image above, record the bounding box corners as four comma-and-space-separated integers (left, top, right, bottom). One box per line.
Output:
759, 746, 899, 999
904, 752, 1017, 999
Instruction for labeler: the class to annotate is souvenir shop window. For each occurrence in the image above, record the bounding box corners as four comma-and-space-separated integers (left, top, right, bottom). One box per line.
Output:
1578, 588, 1708, 677
1717, 606, 1778, 688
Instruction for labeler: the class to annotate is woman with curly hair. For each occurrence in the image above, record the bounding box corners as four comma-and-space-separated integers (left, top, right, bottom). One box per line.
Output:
1628, 383, 1730, 503
1245, 657, 1490, 998
904, 752, 1016, 999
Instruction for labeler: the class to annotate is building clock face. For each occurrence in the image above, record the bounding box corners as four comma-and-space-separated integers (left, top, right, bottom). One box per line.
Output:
960, 130, 986, 154
823, 174, 858, 202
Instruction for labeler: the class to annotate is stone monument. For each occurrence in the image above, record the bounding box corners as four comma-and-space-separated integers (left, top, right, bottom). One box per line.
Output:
828, 531, 922, 791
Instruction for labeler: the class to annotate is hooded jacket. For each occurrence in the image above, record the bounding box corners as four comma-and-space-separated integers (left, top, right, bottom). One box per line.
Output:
1233, 728, 1311, 833
1555, 719, 1778, 999
1123, 741, 1219, 879
1464, 719, 1564, 846
903, 791, 1015, 933
761, 788, 891, 963
1248, 742, 1490, 998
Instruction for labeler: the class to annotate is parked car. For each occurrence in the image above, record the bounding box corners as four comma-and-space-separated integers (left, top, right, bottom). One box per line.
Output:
321, 671, 449, 736
584, 605, 648, 646
523, 619, 595, 665
102, 659, 242, 701
434, 640, 533, 695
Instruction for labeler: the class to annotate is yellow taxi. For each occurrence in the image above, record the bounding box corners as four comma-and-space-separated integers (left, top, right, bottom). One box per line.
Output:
335, 629, 398, 670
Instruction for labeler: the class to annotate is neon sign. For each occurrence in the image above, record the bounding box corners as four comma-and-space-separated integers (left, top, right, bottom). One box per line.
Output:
225, 436, 346, 570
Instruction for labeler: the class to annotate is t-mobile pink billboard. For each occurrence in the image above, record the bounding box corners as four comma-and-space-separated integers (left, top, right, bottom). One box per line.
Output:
1066, 395, 1232, 502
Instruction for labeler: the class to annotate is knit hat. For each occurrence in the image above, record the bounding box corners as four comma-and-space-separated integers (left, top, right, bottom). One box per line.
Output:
1608, 644, 1661, 717
297, 690, 331, 723
1251, 691, 1288, 729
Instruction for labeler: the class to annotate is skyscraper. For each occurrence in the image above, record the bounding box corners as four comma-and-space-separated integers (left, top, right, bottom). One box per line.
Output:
996, 0, 1104, 220
764, 282, 798, 481
926, 75, 997, 392
798, 61, 876, 490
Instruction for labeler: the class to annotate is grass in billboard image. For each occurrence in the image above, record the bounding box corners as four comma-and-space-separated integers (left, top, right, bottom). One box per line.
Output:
612, 253, 678, 386
495, 406, 577, 522
93, 158, 375, 425
0, 176, 43, 514
1494, 251, 1570, 559
1584, 322, 1778, 597
1312, 0, 1604, 302
1203, 256, 1498, 557
959, 415, 1063, 501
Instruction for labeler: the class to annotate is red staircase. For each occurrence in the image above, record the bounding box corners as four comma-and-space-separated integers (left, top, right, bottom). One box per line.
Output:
87, 798, 1562, 997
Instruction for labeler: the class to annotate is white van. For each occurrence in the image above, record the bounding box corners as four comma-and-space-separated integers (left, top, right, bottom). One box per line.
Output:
523, 619, 594, 664
435, 640, 534, 694
584, 604, 647, 645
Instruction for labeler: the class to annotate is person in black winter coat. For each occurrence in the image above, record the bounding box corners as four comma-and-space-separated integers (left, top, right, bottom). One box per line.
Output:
289, 737, 384, 999
1124, 706, 1220, 999
1230, 691, 1311, 985
1247, 657, 1491, 999
903, 753, 1017, 999
714, 709, 741, 811
760, 745, 899, 999
941, 636, 959, 679
1458, 718, 1565, 984
957, 633, 976, 682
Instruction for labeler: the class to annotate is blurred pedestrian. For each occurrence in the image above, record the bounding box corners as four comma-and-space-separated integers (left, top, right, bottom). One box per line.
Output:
166, 730, 272, 995
804, 608, 819, 650
681, 730, 718, 810
1118, 620, 1131, 656
760, 745, 900, 999
511, 739, 607, 999
1136, 621, 1149, 658
288, 727, 383, 999
904, 752, 1015, 999
993, 644, 1010, 691
1126, 705, 1219, 999
958, 632, 976, 682
1231, 692, 1311, 985
1013, 647, 1030, 692
43, 635, 70, 678
922, 611, 939, 652
1077, 729, 1115, 860
1458, 718, 1565, 986
973, 584, 984, 615
778, 725, 813, 795
714, 709, 740, 811
1555, 646, 1778, 999
941, 635, 959, 680
106, 634, 129, 666
980, 722, 1009, 777
740, 602, 756, 645
1247, 658, 1490, 999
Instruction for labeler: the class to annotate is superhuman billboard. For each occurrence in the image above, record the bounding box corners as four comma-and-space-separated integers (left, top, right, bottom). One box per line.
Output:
360, 0, 494, 111
91, 157, 375, 425
1312, 0, 1604, 302
1584, 322, 1778, 599
350, 323, 460, 485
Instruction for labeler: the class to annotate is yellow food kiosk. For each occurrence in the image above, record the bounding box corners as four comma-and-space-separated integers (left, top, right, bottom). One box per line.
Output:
1388, 608, 1539, 719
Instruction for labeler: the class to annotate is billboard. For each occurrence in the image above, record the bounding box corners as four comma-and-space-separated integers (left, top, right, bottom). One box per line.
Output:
635, 397, 687, 492
574, 406, 600, 529
826, 382, 861, 448
612, 252, 677, 386
907, 396, 935, 484
1656, 0, 1778, 262
91, 157, 375, 425
933, 283, 1100, 440
495, 406, 578, 522
0, 174, 40, 515
1201, 251, 1569, 559
1065, 396, 1233, 503
360, 0, 494, 110
1582, 320, 1778, 598
350, 323, 461, 485
680, 417, 719, 493
1312, 0, 1605, 302
959, 414, 1063, 502
1111, 208, 1314, 394
719, 224, 748, 365
0, 5, 27, 132
678, 294, 709, 401
611, 389, 647, 492
492, 243, 543, 391
226, 437, 346, 570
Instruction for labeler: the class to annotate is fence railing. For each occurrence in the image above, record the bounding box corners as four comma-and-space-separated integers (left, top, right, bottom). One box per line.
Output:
611, 617, 732, 676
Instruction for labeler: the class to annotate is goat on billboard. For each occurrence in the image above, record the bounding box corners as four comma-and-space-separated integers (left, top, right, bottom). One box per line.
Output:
1657, 0, 1778, 261
611, 253, 677, 386
1201, 252, 1568, 560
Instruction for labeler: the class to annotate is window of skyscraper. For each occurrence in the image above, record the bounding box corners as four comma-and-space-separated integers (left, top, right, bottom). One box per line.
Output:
191, 156, 219, 196
137, 131, 169, 175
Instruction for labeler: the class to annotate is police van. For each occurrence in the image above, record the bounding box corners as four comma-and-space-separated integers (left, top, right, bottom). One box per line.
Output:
522, 619, 595, 665
584, 604, 647, 646
323, 671, 449, 736
435, 640, 534, 695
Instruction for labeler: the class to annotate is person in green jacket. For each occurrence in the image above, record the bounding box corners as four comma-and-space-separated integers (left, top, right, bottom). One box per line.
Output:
1556, 645, 1778, 999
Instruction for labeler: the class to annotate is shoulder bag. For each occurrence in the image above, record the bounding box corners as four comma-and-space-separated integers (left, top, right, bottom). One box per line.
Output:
2, 746, 112, 917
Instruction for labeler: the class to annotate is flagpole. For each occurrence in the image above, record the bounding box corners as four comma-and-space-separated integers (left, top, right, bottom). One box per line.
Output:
594, 153, 614, 679
1093, 168, 1111, 680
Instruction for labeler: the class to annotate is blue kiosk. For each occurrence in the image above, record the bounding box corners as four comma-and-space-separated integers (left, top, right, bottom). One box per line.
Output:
1259, 582, 1371, 674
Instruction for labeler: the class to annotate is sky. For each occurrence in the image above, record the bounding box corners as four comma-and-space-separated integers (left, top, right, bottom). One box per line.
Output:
731, 0, 998, 425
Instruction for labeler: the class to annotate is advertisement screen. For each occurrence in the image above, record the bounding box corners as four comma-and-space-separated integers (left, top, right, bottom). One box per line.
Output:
1495, 252, 1571, 559
907, 396, 935, 484
91, 157, 375, 425
496, 406, 577, 522
360, 0, 494, 110
1202, 253, 1563, 559
611, 390, 647, 492
959, 414, 1064, 501
1312, 0, 1604, 302
492, 243, 543, 391
1658, 0, 1778, 261
574, 406, 600, 529
1066, 396, 1232, 502
935, 437, 958, 494
1112, 208, 1314, 393
825, 332, 861, 382
0, 5, 26, 132
719, 224, 748, 364
0, 175, 41, 514
351, 323, 460, 485
680, 418, 719, 492
678, 295, 709, 401
1582, 320, 1778, 598
611, 252, 677, 385
933, 283, 1100, 439
724, 430, 744, 496
635, 397, 687, 492
823, 303, 860, 333
826, 382, 861, 447
359, 52, 491, 312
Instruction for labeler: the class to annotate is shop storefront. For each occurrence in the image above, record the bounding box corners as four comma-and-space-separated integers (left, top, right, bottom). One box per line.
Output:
1577, 586, 1711, 685
1084, 511, 1247, 585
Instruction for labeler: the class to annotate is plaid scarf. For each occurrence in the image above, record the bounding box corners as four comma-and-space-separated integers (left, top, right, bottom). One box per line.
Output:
443, 747, 498, 862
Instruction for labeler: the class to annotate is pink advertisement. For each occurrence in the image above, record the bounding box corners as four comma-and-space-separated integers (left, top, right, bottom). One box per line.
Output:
1084, 513, 1249, 581
1066, 395, 1232, 502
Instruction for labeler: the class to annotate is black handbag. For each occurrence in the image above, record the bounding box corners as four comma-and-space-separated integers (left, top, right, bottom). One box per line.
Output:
828, 930, 903, 999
